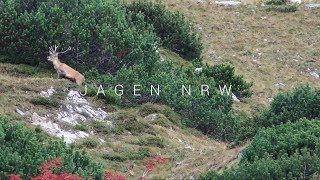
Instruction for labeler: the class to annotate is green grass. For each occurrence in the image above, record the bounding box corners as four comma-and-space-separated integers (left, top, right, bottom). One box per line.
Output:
30, 96, 60, 108
137, 136, 166, 148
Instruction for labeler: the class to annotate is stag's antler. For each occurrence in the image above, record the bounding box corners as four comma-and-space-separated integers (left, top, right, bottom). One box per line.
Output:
48, 45, 71, 55
58, 46, 71, 54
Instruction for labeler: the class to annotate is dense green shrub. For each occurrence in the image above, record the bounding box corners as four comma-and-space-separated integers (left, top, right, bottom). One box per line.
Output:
266, 0, 287, 5
265, 0, 298, 12
202, 63, 253, 98
80, 138, 99, 149
256, 85, 320, 129
138, 136, 165, 148
0, 0, 159, 73
30, 96, 60, 108
99, 60, 239, 141
126, 1, 203, 61
266, 4, 298, 12
102, 147, 151, 162
0, 116, 103, 179
237, 85, 320, 141
201, 119, 320, 179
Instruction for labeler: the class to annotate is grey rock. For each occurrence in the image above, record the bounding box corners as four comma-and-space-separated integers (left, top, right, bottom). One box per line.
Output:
232, 93, 240, 102
16, 108, 25, 116
31, 113, 89, 144
145, 113, 158, 121
40, 87, 55, 98
305, 4, 320, 9
274, 82, 286, 87
309, 71, 319, 79
57, 90, 108, 125
267, 97, 273, 103
195, 67, 203, 74
160, 55, 167, 62
175, 161, 183, 167
215, 1, 241, 6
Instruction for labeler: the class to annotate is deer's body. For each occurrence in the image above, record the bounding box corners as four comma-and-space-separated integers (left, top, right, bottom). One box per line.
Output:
48, 45, 85, 85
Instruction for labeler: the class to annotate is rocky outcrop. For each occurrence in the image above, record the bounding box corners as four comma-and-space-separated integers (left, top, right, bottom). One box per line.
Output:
32, 112, 89, 144
30, 88, 111, 144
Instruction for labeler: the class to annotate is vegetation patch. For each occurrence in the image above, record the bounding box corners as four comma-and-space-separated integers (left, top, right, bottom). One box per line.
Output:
138, 103, 182, 126
202, 119, 320, 179
90, 120, 112, 134
102, 147, 151, 162
30, 96, 60, 108
150, 114, 174, 128
78, 138, 99, 149
126, 1, 203, 60
112, 111, 156, 135
137, 136, 166, 148
0, 116, 103, 179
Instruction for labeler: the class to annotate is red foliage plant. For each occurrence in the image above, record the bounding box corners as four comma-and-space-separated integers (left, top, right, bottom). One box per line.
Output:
6, 157, 85, 180
29, 157, 84, 180
104, 170, 126, 180
6, 174, 21, 180
141, 155, 168, 179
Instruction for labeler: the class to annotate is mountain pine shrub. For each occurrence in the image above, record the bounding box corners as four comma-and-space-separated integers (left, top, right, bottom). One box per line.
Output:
202, 63, 253, 98
0, 116, 103, 179
202, 119, 320, 179
256, 85, 320, 129
0, 0, 159, 73
126, 1, 203, 61
98, 60, 239, 141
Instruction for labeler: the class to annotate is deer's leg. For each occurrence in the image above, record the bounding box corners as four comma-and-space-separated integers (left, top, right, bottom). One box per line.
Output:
57, 70, 66, 79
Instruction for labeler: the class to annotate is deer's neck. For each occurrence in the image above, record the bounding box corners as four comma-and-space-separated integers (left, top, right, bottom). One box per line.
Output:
52, 59, 62, 69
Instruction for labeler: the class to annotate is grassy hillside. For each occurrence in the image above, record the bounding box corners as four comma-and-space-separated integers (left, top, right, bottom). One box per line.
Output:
0, 63, 246, 179
160, 0, 320, 114
1, 0, 320, 179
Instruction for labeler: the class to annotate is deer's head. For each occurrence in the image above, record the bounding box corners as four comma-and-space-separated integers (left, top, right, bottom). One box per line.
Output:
48, 45, 71, 62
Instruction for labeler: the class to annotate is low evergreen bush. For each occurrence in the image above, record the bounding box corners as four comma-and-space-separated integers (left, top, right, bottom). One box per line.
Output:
0, 116, 103, 179
202, 119, 320, 179
126, 1, 203, 61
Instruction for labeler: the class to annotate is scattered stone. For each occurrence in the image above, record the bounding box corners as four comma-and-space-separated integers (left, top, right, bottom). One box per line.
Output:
274, 82, 286, 87
288, 0, 301, 4
145, 113, 158, 121
106, 120, 114, 128
40, 87, 55, 98
195, 67, 203, 74
305, 4, 320, 9
267, 97, 273, 103
30, 89, 112, 143
57, 90, 108, 125
31, 113, 89, 144
178, 138, 183, 143
197, 0, 204, 4
309, 71, 319, 79
160, 55, 167, 62
237, 152, 243, 159
175, 161, 183, 167
215, 1, 241, 6
232, 93, 240, 102
189, 176, 195, 180
99, 138, 105, 143
185, 145, 192, 150
15, 108, 25, 116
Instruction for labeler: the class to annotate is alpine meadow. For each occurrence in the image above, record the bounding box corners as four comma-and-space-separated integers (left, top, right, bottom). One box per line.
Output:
0, 0, 319, 179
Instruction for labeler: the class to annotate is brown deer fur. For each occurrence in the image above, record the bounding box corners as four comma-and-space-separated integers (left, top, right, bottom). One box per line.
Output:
47, 45, 85, 85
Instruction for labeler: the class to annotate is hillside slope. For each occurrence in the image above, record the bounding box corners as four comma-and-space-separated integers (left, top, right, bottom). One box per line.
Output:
161, 0, 320, 113
0, 63, 246, 179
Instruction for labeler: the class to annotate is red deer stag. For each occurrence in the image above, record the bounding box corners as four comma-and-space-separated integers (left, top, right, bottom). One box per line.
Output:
47, 45, 85, 85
